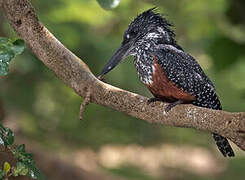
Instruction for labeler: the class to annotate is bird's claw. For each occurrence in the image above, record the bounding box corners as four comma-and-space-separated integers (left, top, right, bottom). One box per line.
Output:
147, 97, 162, 105
165, 100, 185, 112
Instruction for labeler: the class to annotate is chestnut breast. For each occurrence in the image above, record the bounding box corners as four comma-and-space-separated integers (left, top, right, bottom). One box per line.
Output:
147, 56, 195, 102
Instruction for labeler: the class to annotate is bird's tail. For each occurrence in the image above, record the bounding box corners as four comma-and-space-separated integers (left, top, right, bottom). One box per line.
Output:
212, 133, 235, 157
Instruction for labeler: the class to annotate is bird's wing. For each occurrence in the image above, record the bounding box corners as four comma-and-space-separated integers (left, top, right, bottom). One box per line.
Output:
153, 44, 221, 109
154, 45, 234, 157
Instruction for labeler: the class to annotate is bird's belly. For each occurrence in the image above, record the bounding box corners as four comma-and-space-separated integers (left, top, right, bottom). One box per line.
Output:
146, 56, 195, 102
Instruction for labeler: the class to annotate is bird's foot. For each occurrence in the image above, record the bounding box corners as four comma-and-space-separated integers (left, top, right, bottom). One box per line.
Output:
165, 100, 185, 112
147, 97, 163, 104
147, 98, 185, 112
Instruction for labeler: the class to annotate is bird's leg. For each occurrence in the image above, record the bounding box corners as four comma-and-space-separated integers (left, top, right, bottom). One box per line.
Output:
165, 99, 185, 112
147, 98, 185, 112
147, 96, 173, 105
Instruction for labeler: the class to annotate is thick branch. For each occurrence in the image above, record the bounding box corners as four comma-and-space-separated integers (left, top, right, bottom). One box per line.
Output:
1, 0, 245, 151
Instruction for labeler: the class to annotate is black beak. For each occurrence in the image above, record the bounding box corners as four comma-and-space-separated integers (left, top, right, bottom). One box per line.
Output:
98, 42, 132, 79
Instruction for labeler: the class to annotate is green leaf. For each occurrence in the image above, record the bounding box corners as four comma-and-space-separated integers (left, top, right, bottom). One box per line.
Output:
0, 122, 4, 130
17, 144, 25, 153
0, 137, 4, 145
0, 123, 14, 146
5, 128, 14, 145
12, 145, 23, 158
13, 144, 34, 164
3, 162, 11, 175
3, 128, 14, 146
28, 165, 46, 180
13, 161, 46, 180
0, 122, 5, 145
0, 37, 25, 76
12, 39, 25, 56
0, 38, 8, 44
0, 169, 4, 180
13, 162, 29, 176
96, 0, 120, 10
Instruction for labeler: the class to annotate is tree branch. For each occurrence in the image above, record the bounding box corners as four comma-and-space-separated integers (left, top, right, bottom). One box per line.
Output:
1, 0, 245, 152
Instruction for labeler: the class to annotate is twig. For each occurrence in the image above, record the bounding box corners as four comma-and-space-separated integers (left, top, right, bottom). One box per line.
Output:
79, 90, 91, 120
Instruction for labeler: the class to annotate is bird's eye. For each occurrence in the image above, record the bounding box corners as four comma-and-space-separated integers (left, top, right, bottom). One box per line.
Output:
123, 31, 137, 44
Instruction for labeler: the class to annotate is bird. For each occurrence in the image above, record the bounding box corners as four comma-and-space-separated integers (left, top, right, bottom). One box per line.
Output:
98, 8, 235, 157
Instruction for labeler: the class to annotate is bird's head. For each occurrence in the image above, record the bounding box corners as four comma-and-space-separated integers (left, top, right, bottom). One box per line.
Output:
99, 8, 176, 78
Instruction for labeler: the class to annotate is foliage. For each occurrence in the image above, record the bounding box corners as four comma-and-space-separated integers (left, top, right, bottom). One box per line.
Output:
0, 38, 25, 76
0, 122, 45, 180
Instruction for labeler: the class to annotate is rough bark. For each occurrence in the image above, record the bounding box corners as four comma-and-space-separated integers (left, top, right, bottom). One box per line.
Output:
1, 0, 245, 151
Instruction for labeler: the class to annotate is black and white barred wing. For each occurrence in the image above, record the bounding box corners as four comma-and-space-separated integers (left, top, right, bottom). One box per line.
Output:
154, 44, 221, 110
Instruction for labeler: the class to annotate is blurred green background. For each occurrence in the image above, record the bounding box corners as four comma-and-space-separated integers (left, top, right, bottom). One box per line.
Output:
1, 0, 245, 179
